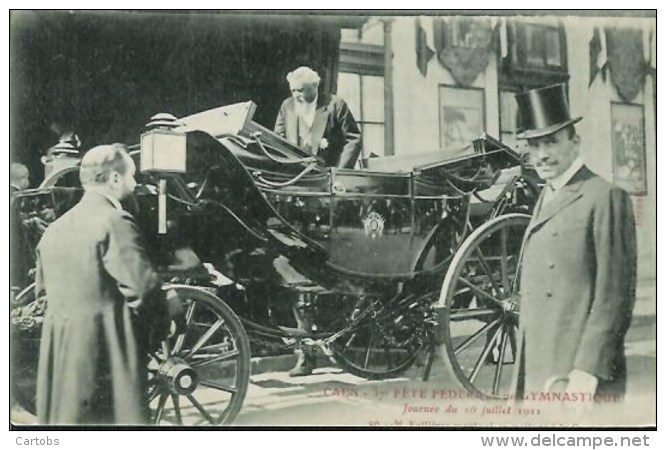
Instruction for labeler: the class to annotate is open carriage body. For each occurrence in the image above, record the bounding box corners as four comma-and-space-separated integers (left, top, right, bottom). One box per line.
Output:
11, 102, 540, 425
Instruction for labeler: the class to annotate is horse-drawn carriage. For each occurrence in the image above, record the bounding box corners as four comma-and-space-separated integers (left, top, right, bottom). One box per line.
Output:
11, 102, 540, 425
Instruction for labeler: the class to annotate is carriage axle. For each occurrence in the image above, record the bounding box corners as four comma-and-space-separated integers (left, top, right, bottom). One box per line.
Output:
157, 357, 199, 395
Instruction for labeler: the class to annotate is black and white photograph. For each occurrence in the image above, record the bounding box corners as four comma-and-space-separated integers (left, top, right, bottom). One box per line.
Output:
7, 9, 656, 430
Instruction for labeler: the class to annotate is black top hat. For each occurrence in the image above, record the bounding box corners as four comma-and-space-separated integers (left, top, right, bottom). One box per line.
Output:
515, 83, 582, 140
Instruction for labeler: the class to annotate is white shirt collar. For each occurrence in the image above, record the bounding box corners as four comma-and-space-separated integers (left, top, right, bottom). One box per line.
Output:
549, 157, 584, 191
101, 193, 123, 211
85, 190, 123, 210
307, 93, 318, 108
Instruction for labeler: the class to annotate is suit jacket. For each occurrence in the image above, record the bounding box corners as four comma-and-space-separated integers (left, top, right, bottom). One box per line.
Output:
515, 166, 637, 396
35, 192, 168, 424
274, 94, 362, 168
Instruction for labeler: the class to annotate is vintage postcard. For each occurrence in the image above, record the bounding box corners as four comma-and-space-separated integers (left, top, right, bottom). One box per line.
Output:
9, 10, 656, 429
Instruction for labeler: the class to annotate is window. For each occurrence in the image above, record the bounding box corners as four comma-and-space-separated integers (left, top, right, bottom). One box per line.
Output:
501, 20, 569, 89
523, 24, 563, 69
498, 90, 527, 154
338, 29, 386, 159
340, 28, 361, 43
499, 20, 569, 153
337, 72, 385, 157
499, 91, 517, 147
512, 22, 567, 73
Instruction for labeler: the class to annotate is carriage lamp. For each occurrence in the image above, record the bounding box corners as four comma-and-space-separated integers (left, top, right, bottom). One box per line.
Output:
140, 113, 187, 174
141, 113, 187, 234
158, 179, 167, 234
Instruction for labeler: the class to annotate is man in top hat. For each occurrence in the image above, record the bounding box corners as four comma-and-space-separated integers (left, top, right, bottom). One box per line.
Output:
513, 84, 637, 411
275, 66, 362, 169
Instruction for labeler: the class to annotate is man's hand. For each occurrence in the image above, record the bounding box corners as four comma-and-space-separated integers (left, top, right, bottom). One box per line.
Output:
166, 289, 187, 336
23, 216, 48, 233
566, 369, 598, 394
564, 369, 598, 416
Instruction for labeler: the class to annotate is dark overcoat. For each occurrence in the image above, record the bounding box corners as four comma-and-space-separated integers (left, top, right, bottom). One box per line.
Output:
274, 94, 362, 168
35, 192, 168, 424
515, 166, 637, 396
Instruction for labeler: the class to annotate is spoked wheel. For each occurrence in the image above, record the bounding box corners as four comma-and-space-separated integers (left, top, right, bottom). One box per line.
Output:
330, 295, 427, 380
9, 284, 251, 425
39, 165, 81, 188
438, 213, 529, 399
149, 285, 250, 425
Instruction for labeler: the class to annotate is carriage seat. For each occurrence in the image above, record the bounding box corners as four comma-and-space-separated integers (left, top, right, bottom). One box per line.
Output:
359, 146, 473, 173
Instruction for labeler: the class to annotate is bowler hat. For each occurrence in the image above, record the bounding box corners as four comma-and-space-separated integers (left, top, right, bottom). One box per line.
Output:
515, 83, 582, 140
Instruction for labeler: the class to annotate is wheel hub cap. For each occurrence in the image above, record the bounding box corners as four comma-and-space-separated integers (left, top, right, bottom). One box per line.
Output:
158, 357, 199, 395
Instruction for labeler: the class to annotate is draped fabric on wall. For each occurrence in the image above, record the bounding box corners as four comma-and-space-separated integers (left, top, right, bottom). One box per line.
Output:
432, 17, 495, 86
605, 27, 647, 103
588, 27, 607, 87
415, 17, 434, 77
10, 11, 343, 183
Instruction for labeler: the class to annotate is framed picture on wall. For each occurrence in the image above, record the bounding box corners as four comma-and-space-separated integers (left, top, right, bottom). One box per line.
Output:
611, 102, 647, 195
439, 85, 485, 153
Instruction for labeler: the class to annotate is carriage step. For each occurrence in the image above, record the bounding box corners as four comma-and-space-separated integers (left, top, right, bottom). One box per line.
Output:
289, 284, 331, 294
276, 325, 312, 337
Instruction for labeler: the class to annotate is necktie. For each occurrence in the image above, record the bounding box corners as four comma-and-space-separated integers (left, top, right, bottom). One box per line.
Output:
542, 184, 556, 206
535, 184, 555, 217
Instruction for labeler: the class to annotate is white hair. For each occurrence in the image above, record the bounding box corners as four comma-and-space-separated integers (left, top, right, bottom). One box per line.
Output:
286, 66, 321, 85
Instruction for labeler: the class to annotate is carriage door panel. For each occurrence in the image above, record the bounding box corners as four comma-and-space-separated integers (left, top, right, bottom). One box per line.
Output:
411, 197, 469, 272
329, 172, 414, 275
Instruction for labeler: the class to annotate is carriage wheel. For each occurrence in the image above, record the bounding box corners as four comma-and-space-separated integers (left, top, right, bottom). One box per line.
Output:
330, 295, 425, 380
39, 165, 81, 188
438, 213, 529, 399
10, 285, 251, 425
149, 285, 250, 425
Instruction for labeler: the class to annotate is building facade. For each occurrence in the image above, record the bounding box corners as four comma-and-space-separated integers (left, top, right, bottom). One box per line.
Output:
337, 13, 656, 282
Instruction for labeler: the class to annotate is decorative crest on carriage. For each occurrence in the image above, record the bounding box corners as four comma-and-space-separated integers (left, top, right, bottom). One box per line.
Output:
363, 211, 385, 239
